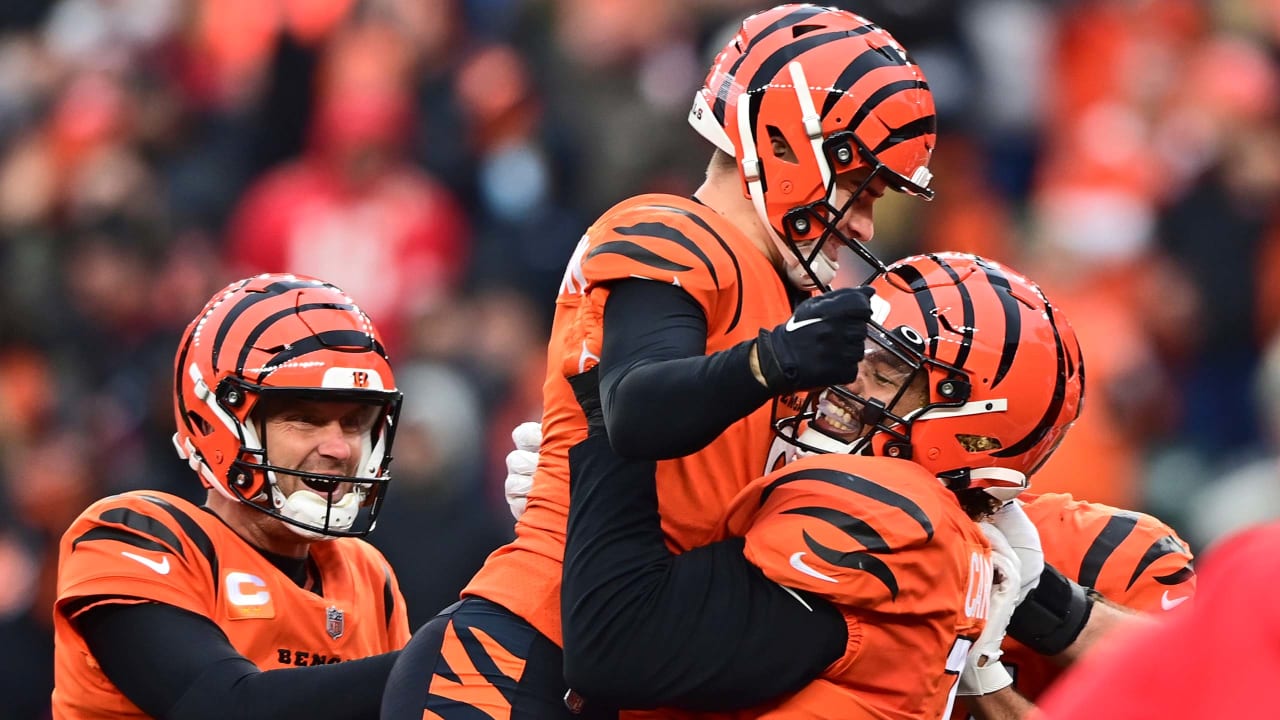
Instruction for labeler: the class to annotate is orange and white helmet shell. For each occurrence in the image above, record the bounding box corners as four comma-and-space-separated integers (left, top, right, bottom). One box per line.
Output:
172, 274, 400, 519
689, 4, 936, 247
866, 253, 1084, 491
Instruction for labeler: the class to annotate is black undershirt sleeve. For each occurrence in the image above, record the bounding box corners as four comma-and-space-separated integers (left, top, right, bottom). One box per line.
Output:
76, 601, 398, 720
561, 433, 846, 711
599, 279, 775, 459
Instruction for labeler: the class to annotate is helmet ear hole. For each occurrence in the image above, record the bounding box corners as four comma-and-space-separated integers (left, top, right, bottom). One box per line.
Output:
956, 434, 1002, 452
767, 126, 798, 164
187, 410, 214, 436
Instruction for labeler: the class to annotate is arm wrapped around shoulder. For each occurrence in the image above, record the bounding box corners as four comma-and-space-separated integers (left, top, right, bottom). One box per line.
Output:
1005, 562, 1096, 656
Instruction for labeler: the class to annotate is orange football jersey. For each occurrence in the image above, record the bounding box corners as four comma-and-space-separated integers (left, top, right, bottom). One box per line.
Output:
625, 455, 992, 720
52, 491, 411, 720
464, 193, 794, 644
952, 492, 1196, 719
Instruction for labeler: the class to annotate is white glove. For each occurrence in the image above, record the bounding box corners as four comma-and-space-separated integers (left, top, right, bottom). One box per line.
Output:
958, 522, 1020, 696
504, 421, 542, 520
988, 500, 1043, 605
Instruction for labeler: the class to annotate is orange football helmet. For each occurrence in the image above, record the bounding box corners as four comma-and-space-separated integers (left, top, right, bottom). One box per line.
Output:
774, 253, 1084, 500
172, 274, 402, 537
689, 3, 936, 290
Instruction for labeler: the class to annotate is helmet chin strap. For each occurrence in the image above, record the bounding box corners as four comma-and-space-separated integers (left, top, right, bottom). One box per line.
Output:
785, 243, 839, 290
737, 66, 842, 293
796, 425, 858, 454
269, 475, 362, 540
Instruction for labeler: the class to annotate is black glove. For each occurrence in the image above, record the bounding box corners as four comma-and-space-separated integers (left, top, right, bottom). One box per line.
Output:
567, 366, 607, 438
755, 286, 875, 393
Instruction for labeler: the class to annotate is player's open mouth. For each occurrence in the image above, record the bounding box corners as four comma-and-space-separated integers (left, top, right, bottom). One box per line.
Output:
812, 390, 864, 442
303, 477, 343, 495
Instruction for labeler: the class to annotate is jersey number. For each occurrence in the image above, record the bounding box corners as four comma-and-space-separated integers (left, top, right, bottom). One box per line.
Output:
941, 636, 974, 720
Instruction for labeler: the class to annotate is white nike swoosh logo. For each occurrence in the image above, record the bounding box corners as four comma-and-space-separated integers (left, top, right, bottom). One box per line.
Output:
790, 551, 837, 583
785, 316, 823, 332
1160, 590, 1189, 611
121, 551, 171, 575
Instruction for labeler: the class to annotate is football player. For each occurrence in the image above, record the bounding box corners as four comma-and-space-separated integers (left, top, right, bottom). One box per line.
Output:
951, 491, 1195, 719
502, 260, 1197, 720
558, 252, 1084, 718
52, 274, 411, 720
384, 5, 940, 717
1038, 522, 1272, 720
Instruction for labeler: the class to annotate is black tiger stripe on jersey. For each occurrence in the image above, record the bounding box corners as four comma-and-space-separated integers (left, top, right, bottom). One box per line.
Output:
140, 494, 220, 592
1078, 515, 1139, 590
761, 468, 935, 540
71, 525, 175, 556
782, 505, 891, 552
1126, 535, 1192, 591
78, 508, 187, 558
608, 221, 719, 285
807, 531, 900, 600
382, 567, 395, 628
651, 203, 748, 332
711, 4, 832, 125
1154, 566, 1196, 586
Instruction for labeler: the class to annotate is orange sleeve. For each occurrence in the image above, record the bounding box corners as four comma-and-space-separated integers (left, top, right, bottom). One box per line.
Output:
577, 198, 740, 317
56, 493, 218, 621
729, 456, 953, 612
1022, 493, 1197, 612
556, 195, 748, 379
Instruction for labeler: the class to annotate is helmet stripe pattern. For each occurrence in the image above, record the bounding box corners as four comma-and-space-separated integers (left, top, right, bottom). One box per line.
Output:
972, 258, 1021, 389
745, 29, 875, 139
888, 262, 942, 358
210, 278, 317, 368
821, 77, 925, 121
233, 301, 367, 374
711, 5, 830, 125
991, 278, 1073, 463
253, 330, 388, 381
927, 254, 976, 371
872, 116, 937, 153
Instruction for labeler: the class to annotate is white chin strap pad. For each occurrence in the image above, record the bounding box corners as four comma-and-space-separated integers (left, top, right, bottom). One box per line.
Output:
796, 426, 856, 455
785, 243, 839, 290
277, 488, 360, 539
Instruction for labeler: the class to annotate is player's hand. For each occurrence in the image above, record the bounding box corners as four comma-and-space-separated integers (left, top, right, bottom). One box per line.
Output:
504, 421, 542, 520
989, 500, 1043, 605
754, 287, 875, 393
959, 522, 1020, 696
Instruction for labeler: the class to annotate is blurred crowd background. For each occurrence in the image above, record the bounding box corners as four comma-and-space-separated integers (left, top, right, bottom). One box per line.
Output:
3, 0, 1280, 717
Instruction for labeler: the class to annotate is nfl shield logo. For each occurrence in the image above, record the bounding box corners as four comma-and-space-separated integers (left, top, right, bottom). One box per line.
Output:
325, 606, 344, 640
